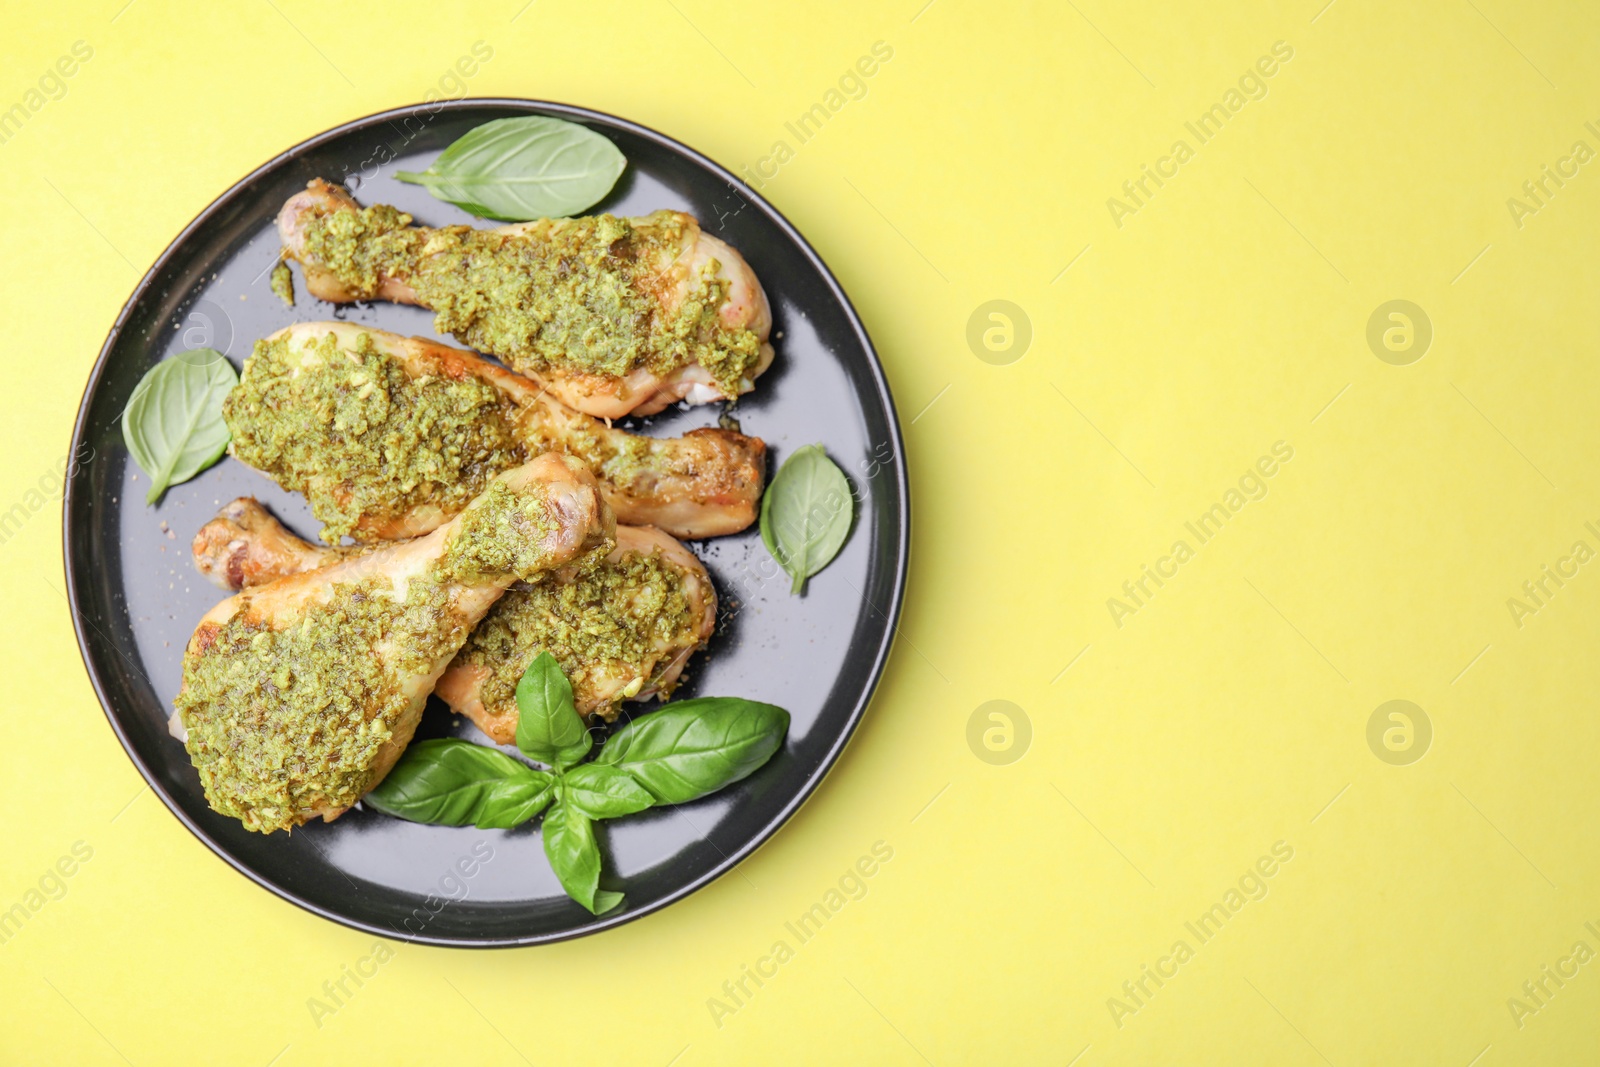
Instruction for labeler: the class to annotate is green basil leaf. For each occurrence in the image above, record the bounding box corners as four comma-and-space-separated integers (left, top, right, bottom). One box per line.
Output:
759, 444, 853, 594
121, 348, 238, 504
474, 773, 558, 830
364, 739, 548, 826
541, 797, 620, 914
562, 763, 656, 820
395, 116, 626, 221
515, 652, 593, 770
597, 698, 790, 805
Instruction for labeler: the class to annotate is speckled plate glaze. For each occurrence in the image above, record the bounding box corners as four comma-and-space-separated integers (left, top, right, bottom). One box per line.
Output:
63, 100, 908, 947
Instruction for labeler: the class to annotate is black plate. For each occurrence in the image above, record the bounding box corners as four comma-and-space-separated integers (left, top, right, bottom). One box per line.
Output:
64, 100, 908, 947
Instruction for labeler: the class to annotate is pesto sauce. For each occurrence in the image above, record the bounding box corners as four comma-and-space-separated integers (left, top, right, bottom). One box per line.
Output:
175, 575, 463, 833
457, 549, 698, 720
521, 413, 656, 490
299, 204, 764, 394
224, 330, 526, 543
436, 480, 562, 585
269, 261, 294, 307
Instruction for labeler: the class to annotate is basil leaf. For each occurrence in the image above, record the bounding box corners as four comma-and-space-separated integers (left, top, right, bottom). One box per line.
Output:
395, 116, 626, 221
563, 763, 655, 820
759, 444, 853, 594
364, 739, 549, 826
121, 348, 237, 504
597, 698, 789, 805
474, 774, 558, 830
515, 652, 593, 769
542, 797, 621, 914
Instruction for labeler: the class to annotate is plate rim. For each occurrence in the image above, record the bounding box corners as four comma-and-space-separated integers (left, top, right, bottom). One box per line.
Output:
62, 97, 910, 948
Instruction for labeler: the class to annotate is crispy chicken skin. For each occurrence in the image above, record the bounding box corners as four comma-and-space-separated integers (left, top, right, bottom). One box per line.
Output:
230, 322, 765, 541
277, 179, 775, 419
192, 500, 716, 737
172, 455, 612, 832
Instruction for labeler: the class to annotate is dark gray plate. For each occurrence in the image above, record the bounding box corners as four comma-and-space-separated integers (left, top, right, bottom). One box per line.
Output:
63, 100, 908, 947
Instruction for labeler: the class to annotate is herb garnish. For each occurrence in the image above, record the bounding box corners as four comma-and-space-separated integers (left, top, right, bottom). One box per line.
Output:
121, 348, 237, 504
396, 116, 626, 221
759, 444, 854, 594
364, 653, 789, 914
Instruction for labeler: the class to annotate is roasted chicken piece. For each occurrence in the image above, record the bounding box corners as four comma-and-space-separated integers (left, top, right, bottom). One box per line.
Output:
192, 498, 716, 735
171, 455, 613, 833
277, 179, 775, 419
223, 322, 765, 543
192, 496, 356, 589
439, 524, 715, 736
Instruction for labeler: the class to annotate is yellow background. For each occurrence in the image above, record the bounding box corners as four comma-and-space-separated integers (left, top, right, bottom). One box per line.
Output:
4, 0, 1599, 1063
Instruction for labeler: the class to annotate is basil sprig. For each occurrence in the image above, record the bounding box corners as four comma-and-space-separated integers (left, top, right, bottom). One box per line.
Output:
395, 116, 626, 221
364, 653, 789, 915
759, 444, 854, 594
121, 348, 237, 504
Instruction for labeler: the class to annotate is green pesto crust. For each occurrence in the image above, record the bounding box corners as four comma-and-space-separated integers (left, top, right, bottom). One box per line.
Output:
269, 261, 295, 307
224, 330, 525, 543
175, 576, 463, 833
457, 549, 699, 720
522, 412, 655, 490
299, 205, 764, 393
437, 480, 562, 586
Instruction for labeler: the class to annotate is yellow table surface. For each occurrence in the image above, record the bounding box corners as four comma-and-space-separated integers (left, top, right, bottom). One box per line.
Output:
5, 1, 1599, 1063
